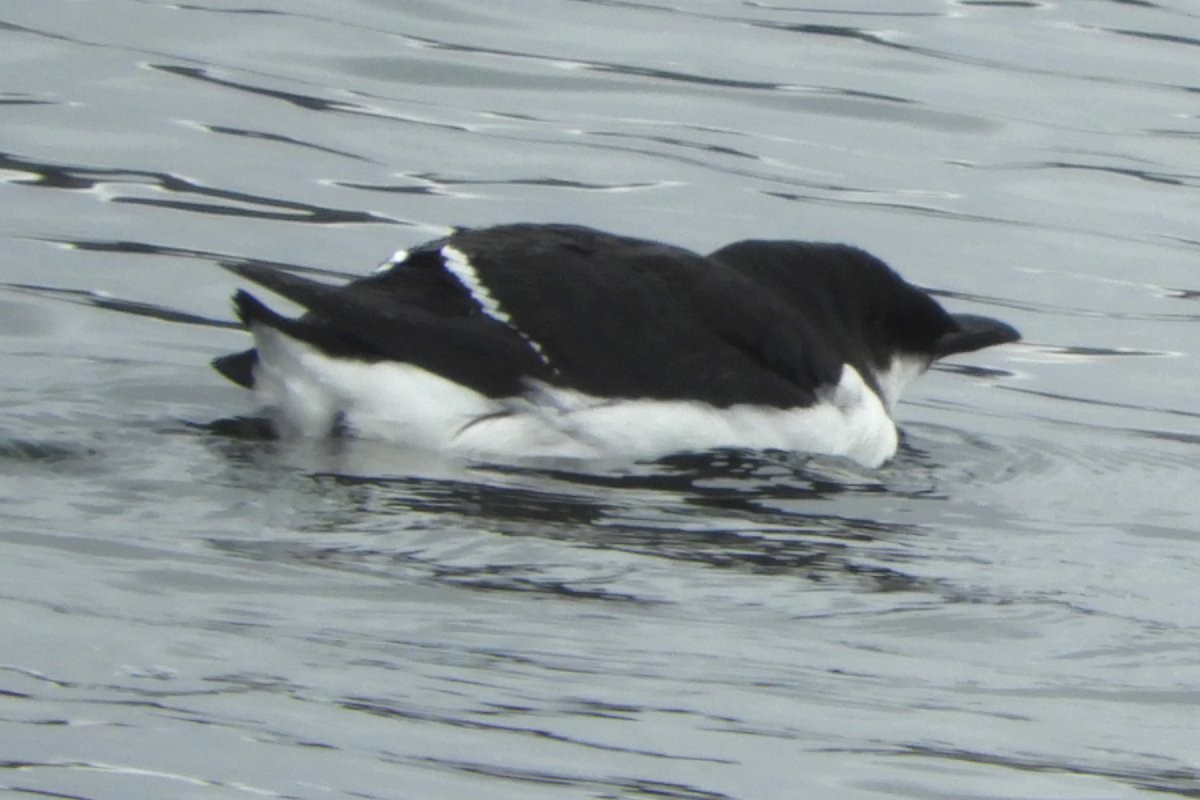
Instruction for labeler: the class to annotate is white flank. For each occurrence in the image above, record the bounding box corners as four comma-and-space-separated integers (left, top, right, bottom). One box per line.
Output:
439, 245, 551, 366
249, 323, 499, 450
457, 364, 897, 467
249, 328, 901, 468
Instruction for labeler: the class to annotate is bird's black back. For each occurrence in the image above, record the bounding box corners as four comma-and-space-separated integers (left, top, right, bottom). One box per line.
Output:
215, 224, 967, 408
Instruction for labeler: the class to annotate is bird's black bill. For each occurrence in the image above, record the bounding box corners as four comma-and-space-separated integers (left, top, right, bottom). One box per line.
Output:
935, 313, 1021, 358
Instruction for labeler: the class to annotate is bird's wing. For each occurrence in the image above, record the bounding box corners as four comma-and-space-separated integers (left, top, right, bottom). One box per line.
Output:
433, 225, 839, 406
218, 261, 549, 397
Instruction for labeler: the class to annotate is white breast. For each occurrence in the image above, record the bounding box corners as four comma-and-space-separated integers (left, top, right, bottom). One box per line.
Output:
873, 353, 932, 414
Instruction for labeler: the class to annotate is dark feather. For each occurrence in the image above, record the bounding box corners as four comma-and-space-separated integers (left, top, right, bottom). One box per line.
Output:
426, 224, 837, 406
219, 264, 550, 397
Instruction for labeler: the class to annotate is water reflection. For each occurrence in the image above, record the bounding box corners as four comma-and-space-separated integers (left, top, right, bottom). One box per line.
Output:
339, 171, 668, 196
0, 437, 98, 465
199, 438, 953, 605
0, 150, 397, 225
887, 743, 1200, 799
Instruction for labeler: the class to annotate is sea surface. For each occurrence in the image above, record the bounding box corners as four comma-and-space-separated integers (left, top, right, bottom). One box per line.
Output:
1, 1, 1198, 798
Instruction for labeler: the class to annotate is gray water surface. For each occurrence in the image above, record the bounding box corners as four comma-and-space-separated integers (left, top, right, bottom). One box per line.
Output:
1, 1, 1198, 798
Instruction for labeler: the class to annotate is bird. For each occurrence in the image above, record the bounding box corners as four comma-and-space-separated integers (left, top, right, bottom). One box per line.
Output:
212, 223, 1019, 468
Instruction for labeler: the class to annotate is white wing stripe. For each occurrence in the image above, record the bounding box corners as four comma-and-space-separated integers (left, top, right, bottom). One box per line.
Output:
440, 245, 552, 366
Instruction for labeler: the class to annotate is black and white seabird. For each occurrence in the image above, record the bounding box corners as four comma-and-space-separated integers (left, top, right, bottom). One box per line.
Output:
213, 223, 1019, 467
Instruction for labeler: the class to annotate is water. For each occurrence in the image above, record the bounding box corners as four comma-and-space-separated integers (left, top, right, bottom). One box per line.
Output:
1, 1, 1198, 797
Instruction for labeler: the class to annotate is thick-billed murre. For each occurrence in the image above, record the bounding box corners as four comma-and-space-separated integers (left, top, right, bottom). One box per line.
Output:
213, 223, 1019, 467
